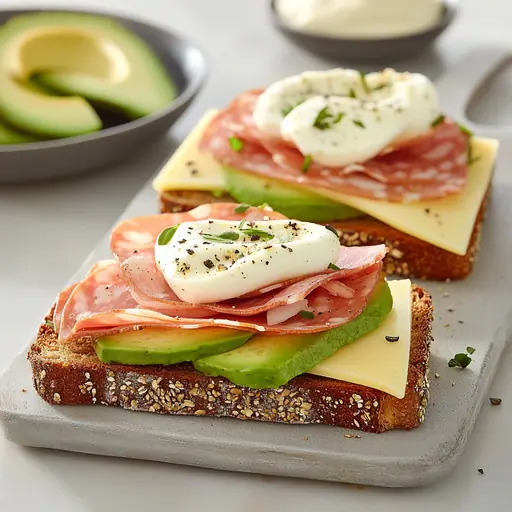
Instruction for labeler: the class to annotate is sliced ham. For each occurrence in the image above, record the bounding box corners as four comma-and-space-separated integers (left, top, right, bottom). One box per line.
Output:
199, 90, 469, 202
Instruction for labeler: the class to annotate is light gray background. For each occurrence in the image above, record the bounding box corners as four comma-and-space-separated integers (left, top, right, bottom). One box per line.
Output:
0, 0, 510, 510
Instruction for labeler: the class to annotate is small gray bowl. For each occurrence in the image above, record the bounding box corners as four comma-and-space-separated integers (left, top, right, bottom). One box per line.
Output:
270, 1, 457, 65
0, 8, 208, 184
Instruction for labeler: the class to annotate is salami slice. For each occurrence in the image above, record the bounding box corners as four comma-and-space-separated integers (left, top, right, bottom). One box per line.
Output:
110, 205, 386, 316
111, 203, 286, 315
68, 262, 383, 339
58, 260, 138, 342
200, 90, 469, 202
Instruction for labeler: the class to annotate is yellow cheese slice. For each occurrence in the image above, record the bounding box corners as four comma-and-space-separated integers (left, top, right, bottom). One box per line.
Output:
309, 279, 412, 399
152, 109, 227, 192
152, 109, 498, 255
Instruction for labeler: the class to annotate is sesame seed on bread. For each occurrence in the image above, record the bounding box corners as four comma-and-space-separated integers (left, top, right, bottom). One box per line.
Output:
27, 286, 433, 433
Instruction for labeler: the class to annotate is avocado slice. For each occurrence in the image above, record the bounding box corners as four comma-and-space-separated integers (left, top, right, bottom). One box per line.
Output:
193, 279, 393, 389
224, 165, 364, 222
0, 13, 177, 138
0, 119, 41, 144
95, 327, 253, 366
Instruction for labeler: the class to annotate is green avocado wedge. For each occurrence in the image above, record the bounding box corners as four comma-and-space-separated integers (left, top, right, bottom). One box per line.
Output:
193, 279, 393, 389
224, 165, 364, 222
95, 327, 253, 366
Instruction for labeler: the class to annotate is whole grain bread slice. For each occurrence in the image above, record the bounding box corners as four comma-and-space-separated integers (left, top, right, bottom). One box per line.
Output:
158, 188, 490, 281
28, 286, 433, 433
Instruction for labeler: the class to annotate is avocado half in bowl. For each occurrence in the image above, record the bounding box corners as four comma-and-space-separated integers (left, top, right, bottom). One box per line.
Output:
0, 9, 208, 183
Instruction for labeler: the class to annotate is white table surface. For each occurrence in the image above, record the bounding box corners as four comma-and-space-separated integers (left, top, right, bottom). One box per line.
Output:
1, 0, 510, 510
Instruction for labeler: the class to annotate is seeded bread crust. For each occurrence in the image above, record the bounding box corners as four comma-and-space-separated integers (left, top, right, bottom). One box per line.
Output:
158, 188, 490, 281
27, 287, 433, 433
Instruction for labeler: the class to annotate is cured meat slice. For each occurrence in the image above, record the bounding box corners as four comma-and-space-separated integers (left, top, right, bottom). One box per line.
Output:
200, 90, 469, 202
111, 203, 286, 315
110, 204, 386, 316
68, 262, 383, 340
52, 260, 114, 332
58, 260, 138, 342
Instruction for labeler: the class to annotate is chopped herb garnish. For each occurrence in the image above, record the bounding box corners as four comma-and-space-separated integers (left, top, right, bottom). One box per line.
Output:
45, 319, 55, 329
212, 190, 224, 198
372, 83, 389, 92
328, 263, 341, 271
201, 231, 240, 244
325, 225, 338, 237
431, 114, 445, 127
359, 71, 370, 93
448, 350, 473, 369
458, 123, 473, 137
352, 120, 365, 129
157, 225, 180, 246
281, 99, 305, 117
302, 154, 312, 173
466, 346, 476, 355
349, 88, 357, 99
228, 136, 244, 152
234, 203, 251, 214
203, 259, 215, 269
238, 219, 246, 230
385, 336, 400, 342
313, 106, 332, 130
490, 397, 502, 406
257, 203, 269, 209
299, 310, 315, 319
333, 112, 344, 124
240, 228, 274, 241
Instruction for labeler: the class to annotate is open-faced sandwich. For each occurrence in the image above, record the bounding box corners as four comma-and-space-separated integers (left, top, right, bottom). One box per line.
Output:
153, 68, 499, 281
29, 203, 433, 433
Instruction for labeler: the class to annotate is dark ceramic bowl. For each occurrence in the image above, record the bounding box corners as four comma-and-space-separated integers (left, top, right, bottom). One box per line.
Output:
270, 0, 457, 65
0, 8, 207, 183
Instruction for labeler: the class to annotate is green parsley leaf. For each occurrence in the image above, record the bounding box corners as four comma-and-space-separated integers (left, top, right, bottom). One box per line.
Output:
352, 120, 365, 129
228, 137, 244, 152
333, 112, 344, 124
240, 228, 274, 241
313, 106, 332, 130
458, 123, 473, 137
302, 154, 312, 173
431, 114, 445, 127
45, 319, 55, 330
328, 263, 341, 271
349, 88, 357, 99
202, 231, 240, 244
448, 352, 472, 369
157, 225, 180, 246
281, 99, 305, 117
466, 346, 476, 355
299, 310, 315, 319
359, 71, 370, 94
234, 203, 251, 214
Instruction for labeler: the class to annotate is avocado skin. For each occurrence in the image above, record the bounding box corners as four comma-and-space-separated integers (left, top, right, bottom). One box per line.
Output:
224, 166, 363, 222
95, 327, 253, 366
193, 279, 393, 389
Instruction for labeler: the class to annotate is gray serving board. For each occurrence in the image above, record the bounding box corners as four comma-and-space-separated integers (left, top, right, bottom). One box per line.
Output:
1, 49, 512, 488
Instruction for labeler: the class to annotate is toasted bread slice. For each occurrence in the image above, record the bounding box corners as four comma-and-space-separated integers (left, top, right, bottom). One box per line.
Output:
158, 189, 490, 282
27, 286, 433, 433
